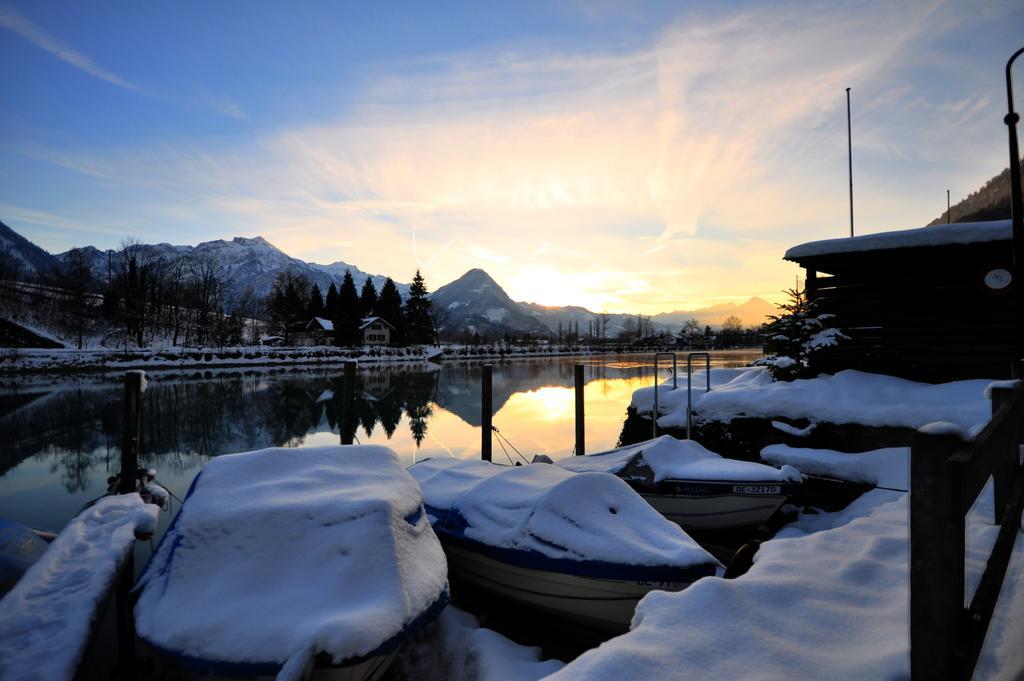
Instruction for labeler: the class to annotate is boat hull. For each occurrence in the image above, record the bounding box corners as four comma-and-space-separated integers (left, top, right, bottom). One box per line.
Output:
639, 489, 788, 531
444, 542, 696, 631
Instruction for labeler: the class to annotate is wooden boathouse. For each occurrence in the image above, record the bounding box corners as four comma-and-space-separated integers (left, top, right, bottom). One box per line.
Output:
785, 219, 1016, 381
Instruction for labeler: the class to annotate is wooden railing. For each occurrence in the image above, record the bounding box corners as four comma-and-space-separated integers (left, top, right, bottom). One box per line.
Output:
910, 381, 1024, 680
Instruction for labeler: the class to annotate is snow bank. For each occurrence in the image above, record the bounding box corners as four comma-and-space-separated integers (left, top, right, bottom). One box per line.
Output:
394, 607, 564, 681
135, 445, 447, 673
784, 219, 1011, 259
0, 494, 160, 681
558, 435, 800, 483
549, 481, 1020, 681
761, 444, 908, 490
410, 459, 716, 569
685, 369, 993, 432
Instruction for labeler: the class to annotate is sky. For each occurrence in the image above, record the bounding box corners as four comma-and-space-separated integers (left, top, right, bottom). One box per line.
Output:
1, 0, 1022, 313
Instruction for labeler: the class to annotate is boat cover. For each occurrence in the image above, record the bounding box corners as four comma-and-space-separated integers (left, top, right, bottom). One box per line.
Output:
135, 445, 448, 677
410, 459, 719, 581
556, 435, 802, 484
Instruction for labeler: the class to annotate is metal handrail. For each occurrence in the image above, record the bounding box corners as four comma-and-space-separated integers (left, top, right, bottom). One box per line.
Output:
651, 352, 678, 437
686, 352, 712, 439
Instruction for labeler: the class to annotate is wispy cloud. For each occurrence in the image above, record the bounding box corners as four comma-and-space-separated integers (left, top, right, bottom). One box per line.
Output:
10, 0, 1018, 311
0, 4, 153, 97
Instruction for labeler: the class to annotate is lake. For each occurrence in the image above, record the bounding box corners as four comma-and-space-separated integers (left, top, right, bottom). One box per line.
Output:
0, 350, 763, 543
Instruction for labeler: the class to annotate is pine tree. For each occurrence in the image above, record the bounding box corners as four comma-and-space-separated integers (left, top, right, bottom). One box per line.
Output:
359, 278, 378, 319
324, 283, 339, 320
402, 270, 434, 345
333, 271, 361, 346
761, 287, 847, 381
377, 277, 403, 344
308, 283, 325, 318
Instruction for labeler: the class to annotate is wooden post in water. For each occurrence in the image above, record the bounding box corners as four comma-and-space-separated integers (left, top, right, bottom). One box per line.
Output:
909, 429, 965, 680
574, 364, 585, 456
119, 372, 142, 493
117, 371, 142, 681
341, 361, 356, 445
481, 365, 492, 462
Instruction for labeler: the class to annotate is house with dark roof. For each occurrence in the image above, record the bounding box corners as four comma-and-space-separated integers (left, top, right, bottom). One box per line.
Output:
360, 317, 394, 346
784, 219, 1016, 381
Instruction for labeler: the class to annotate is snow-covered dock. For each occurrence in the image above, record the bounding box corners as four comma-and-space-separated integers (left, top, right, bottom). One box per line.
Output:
0, 494, 160, 681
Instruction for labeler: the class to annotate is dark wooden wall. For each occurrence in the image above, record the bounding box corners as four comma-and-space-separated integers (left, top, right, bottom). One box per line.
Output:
793, 240, 1016, 381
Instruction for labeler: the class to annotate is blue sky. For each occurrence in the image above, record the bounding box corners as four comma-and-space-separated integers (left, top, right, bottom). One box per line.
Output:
2, 0, 1022, 312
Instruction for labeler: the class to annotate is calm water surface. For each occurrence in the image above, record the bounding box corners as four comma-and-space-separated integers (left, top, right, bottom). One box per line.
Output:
0, 351, 762, 543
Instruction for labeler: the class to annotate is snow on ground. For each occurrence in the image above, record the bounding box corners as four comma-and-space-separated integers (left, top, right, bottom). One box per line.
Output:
393, 607, 564, 681
784, 219, 1011, 259
134, 445, 447, 673
547, 483, 1022, 681
761, 444, 908, 490
410, 458, 718, 569
557, 435, 800, 483
635, 368, 997, 434
0, 494, 160, 681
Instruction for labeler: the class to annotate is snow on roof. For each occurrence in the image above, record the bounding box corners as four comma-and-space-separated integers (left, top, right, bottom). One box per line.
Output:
0, 494, 160, 681
312, 316, 334, 331
556, 435, 800, 483
784, 219, 1011, 260
409, 458, 717, 570
647, 368, 995, 434
360, 316, 395, 330
134, 445, 447, 672
546, 484, 1020, 681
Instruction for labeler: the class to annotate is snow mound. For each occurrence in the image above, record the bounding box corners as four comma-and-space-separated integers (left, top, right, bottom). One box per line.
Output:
549, 481, 1020, 681
631, 367, 764, 417
0, 494, 160, 681
410, 458, 716, 569
761, 444, 908, 490
135, 445, 447, 673
689, 369, 994, 431
557, 435, 800, 483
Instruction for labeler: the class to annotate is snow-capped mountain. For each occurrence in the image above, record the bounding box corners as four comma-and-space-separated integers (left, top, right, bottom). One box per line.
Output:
50, 235, 409, 305
518, 302, 672, 338
431, 269, 554, 340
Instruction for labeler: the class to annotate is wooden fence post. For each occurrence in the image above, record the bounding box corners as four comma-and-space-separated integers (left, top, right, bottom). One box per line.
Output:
481, 365, 492, 462
574, 364, 585, 456
990, 386, 1019, 521
909, 429, 965, 680
341, 361, 356, 445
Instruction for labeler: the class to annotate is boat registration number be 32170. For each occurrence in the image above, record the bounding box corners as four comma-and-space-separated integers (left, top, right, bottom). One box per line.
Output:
732, 484, 782, 495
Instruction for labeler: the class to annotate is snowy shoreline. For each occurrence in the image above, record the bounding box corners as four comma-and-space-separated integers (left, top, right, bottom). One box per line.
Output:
1, 345, 753, 374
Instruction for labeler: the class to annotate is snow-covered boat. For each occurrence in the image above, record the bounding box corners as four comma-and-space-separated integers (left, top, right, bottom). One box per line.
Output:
410, 459, 720, 631
556, 436, 802, 532
135, 445, 449, 681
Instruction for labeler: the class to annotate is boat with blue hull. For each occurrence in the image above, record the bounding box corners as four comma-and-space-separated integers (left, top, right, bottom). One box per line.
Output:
411, 459, 720, 631
557, 436, 803, 532
136, 445, 449, 681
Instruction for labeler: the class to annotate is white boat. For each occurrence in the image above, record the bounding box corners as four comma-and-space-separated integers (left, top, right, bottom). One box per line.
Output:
556, 436, 802, 532
410, 459, 720, 631
135, 445, 449, 681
